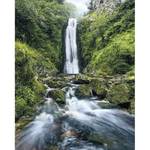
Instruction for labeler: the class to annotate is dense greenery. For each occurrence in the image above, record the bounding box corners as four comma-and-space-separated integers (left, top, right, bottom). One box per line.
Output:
77, 0, 135, 113
16, 0, 73, 68
15, 0, 74, 120
79, 0, 135, 75
15, 0, 135, 121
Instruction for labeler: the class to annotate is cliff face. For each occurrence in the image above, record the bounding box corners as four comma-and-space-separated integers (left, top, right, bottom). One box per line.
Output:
89, 0, 123, 13
15, 0, 73, 120
78, 0, 135, 113
79, 0, 135, 75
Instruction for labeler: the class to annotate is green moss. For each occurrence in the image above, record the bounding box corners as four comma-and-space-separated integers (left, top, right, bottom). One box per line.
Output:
79, 0, 135, 76
15, 41, 55, 120
16, 0, 74, 68
16, 117, 33, 132
87, 29, 134, 75
46, 79, 67, 89
15, 86, 38, 120
48, 90, 65, 104
75, 85, 92, 98
107, 83, 130, 104
90, 79, 107, 96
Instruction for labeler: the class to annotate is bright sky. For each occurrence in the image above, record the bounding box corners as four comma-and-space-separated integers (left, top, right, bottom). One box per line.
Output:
65, 0, 90, 16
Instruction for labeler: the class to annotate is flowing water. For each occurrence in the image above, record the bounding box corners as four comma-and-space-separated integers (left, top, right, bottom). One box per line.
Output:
16, 7, 134, 149
64, 18, 79, 74
16, 83, 134, 150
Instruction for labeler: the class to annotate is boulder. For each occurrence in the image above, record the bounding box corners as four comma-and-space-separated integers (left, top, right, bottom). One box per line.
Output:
75, 85, 92, 98
72, 79, 90, 84
47, 89, 65, 104
107, 83, 130, 105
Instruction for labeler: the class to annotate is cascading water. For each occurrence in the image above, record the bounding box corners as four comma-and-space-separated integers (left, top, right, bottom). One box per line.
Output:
64, 18, 79, 74
16, 1, 134, 150
16, 83, 134, 150
16, 4, 134, 149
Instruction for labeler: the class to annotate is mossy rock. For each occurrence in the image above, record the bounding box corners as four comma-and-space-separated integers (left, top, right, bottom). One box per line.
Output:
47, 90, 65, 104
107, 83, 130, 104
16, 117, 33, 133
130, 100, 135, 114
47, 146, 59, 150
90, 79, 108, 99
47, 80, 67, 89
75, 85, 92, 98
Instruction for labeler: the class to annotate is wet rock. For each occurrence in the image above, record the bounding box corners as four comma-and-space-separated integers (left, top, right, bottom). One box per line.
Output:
107, 83, 130, 105
47, 90, 65, 104
65, 109, 134, 150
45, 79, 67, 89
72, 79, 90, 84
48, 146, 59, 150
75, 85, 92, 98
97, 101, 116, 109
91, 89, 107, 99
90, 79, 108, 99
16, 117, 33, 133
61, 130, 79, 138
118, 101, 131, 109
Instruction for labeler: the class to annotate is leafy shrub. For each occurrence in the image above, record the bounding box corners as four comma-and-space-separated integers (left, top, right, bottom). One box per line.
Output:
15, 86, 37, 120
79, 0, 135, 75
16, 0, 74, 68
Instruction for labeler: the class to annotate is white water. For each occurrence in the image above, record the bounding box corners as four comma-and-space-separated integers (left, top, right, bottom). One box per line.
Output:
64, 18, 79, 74
16, 84, 134, 150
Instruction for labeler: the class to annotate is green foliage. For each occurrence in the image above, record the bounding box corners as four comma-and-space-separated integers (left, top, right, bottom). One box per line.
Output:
16, 86, 37, 120
15, 41, 57, 81
107, 83, 130, 104
16, 0, 73, 67
79, 0, 135, 75
15, 0, 74, 120
15, 41, 53, 120
87, 29, 134, 75
48, 90, 65, 104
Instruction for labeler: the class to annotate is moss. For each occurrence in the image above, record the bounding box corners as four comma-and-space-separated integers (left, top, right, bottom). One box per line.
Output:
15, 41, 55, 120
16, 0, 74, 69
16, 117, 33, 132
90, 79, 107, 96
75, 85, 92, 98
45, 79, 67, 89
86, 28, 134, 75
79, 0, 135, 76
15, 85, 44, 120
107, 83, 130, 104
48, 90, 65, 104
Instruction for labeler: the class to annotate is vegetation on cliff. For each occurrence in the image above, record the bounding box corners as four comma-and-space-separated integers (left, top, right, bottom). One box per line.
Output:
15, 0, 73, 120
79, 0, 134, 76
78, 0, 135, 112
15, 0, 135, 121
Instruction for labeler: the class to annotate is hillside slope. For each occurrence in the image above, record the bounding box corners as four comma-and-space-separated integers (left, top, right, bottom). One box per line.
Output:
79, 0, 134, 76
15, 0, 73, 120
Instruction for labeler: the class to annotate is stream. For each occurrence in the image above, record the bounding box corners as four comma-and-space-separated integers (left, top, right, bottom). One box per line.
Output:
16, 82, 134, 150
16, 14, 134, 150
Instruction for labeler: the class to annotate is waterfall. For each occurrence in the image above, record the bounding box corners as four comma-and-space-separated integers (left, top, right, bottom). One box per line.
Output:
64, 18, 79, 74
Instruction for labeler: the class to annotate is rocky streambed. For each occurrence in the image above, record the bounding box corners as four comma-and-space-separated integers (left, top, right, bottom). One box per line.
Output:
16, 74, 134, 150
42, 74, 134, 113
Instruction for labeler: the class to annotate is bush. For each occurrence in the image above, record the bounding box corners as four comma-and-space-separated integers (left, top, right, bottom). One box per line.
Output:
16, 0, 74, 68
15, 86, 38, 120
79, 0, 135, 76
